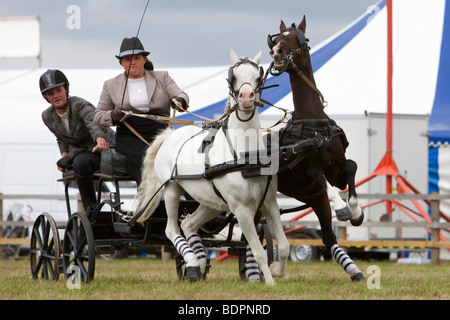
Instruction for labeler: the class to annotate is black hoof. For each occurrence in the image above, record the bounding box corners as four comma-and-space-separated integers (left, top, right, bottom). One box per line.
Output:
351, 272, 365, 282
186, 266, 202, 281
336, 207, 352, 221
350, 210, 364, 226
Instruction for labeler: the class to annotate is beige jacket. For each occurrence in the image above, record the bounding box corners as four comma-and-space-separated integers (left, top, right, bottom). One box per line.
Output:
93, 70, 189, 127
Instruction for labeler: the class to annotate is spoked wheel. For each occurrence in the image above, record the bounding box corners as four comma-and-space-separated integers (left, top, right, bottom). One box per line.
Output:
175, 253, 184, 280
261, 223, 274, 263
238, 244, 249, 281
30, 212, 61, 281
62, 212, 95, 283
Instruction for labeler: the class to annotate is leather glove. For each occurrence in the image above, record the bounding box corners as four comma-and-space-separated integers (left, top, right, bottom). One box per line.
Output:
170, 97, 188, 112
111, 108, 124, 124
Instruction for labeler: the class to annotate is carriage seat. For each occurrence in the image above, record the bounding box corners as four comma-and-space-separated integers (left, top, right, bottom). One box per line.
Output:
56, 153, 132, 217
56, 148, 132, 183
57, 168, 131, 184
57, 169, 105, 191
99, 148, 132, 180
58, 169, 76, 183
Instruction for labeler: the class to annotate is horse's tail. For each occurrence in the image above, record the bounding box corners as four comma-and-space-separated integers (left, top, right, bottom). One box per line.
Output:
134, 127, 173, 225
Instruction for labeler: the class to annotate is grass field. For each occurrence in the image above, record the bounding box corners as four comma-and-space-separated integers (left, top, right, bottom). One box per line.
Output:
0, 257, 449, 300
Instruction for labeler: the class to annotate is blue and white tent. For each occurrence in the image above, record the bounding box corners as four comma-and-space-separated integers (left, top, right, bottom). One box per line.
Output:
428, 0, 450, 214
179, 0, 447, 117
177, 0, 450, 217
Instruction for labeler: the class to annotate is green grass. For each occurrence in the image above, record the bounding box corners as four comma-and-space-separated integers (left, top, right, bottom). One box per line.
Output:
0, 257, 448, 300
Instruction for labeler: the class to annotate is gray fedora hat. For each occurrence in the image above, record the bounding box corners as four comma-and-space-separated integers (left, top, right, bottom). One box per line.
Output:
115, 37, 150, 59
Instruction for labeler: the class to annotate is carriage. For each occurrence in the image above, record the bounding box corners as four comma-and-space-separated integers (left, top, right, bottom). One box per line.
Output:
29, 49, 283, 285
29, 163, 275, 283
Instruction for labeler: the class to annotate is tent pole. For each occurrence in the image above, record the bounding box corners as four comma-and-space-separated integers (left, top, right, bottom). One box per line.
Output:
386, 0, 394, 218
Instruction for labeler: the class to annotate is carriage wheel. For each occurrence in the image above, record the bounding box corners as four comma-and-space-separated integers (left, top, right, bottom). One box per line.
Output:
62, 212, 95, 283
175, 253, 184, 280
30, 212, 61, 281
238, 222, 274, 281
261, 223, 275, 263
238, 247, 248, 281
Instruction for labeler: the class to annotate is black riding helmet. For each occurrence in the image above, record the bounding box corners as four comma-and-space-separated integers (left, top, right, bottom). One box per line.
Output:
39, 69, 70, 102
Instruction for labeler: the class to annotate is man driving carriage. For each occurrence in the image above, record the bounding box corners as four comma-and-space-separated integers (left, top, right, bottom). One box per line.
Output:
39, 69, 116, 212
93, 37, 189, 185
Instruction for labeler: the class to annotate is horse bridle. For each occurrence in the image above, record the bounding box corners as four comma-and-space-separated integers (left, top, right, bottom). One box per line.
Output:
226, 58, 265, 122
267, 26, 327, 106
267, 26, 309, 77
227, 58, 264, 97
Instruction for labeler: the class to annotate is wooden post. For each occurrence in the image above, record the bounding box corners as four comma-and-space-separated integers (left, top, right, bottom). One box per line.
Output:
338, 225, 347, 253
161, 246, 171, 262
430, 193, 440, 266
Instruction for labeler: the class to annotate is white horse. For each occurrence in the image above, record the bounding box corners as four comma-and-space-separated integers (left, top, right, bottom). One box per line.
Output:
134, 49, 290, 285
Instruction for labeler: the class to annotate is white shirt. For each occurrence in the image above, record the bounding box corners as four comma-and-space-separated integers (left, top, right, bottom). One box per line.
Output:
57, 110, 70, 133
127, 77, 149, 112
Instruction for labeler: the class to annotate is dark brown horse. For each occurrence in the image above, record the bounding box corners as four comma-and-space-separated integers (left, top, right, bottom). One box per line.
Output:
268, 16, 365, 281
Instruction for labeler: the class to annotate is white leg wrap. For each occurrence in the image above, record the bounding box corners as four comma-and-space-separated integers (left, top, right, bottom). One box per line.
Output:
173, 235, 196, 263
187, 233, 206, 260
245, 245, 261, 282
187, 233, 207, 271
331, 244, 358, 274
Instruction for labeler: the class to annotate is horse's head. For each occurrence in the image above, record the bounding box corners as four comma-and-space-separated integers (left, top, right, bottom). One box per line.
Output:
267, 16, 310, 76
227, 49, 263, 117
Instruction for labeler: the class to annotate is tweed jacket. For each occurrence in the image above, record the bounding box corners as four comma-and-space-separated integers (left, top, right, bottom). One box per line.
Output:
93, 70, 189, 127
42, 96, 116, 156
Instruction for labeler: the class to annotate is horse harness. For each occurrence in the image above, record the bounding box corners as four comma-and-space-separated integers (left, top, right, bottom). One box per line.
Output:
169, 58, 275, 205
278, 118, 349, 170
170, 117, 273, 208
